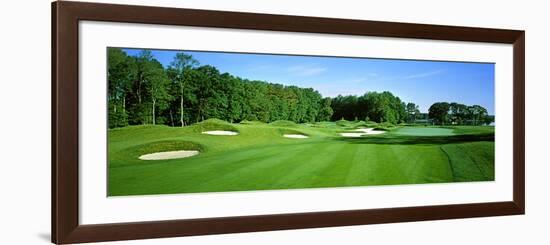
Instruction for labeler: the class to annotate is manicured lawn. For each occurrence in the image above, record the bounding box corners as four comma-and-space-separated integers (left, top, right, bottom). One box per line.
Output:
108, 121, 495, 196
392, 127, 455, 136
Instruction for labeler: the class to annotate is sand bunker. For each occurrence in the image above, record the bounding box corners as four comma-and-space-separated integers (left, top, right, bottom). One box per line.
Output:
340, 132, 367, 137
340, 128, 386, 137
202, 130, 239, 136
283, 134, 309, 139
353, 128, 386, 135
139, 150, 199, 160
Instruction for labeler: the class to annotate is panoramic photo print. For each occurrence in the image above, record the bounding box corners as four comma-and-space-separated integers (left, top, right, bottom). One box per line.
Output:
107, 47, 495, 196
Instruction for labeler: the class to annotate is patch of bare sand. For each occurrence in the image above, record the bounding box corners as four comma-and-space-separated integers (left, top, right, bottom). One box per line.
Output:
139, 150, 199, 160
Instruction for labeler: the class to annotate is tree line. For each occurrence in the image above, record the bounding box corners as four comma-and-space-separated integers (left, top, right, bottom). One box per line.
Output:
329, 93, 408, 124
108, 48, 333, 128
428, 102, 492, 125
108, 48, 493, 128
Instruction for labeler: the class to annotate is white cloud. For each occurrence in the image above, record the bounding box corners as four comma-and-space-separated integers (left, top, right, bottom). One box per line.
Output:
286, 65, 327, 76
355, 69, 445, 83
246, 64, 273, 72
403, 69, 445, 79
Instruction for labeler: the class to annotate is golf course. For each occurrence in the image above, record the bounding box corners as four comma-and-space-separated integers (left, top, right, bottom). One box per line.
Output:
107, 48, 495, 196
108, 119, 494, 196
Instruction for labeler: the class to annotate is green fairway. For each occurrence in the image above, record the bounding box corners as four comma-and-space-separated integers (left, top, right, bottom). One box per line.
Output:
108, 121, 495, 196
392, 127, 455, 136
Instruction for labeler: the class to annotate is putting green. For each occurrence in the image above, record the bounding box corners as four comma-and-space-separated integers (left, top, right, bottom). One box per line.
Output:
392, 127, 456, 136
108, 122, 494, 196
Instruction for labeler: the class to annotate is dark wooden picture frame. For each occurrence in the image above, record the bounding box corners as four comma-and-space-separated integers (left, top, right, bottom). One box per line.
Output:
52, 1, 525, 244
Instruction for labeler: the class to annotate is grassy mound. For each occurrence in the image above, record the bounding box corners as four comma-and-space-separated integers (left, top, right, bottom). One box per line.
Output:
378, 122, 395, 128
133, 140, 203, 155
278, 128, 309, 136
270, 120, 297, 127
351, 121, 369, 129
311, 121, 334, 128
335, 119, 352, 127
239, 120, 266, 125
337, 120, 381, 129
365, 121, 379, 128
192, 118, 238, 133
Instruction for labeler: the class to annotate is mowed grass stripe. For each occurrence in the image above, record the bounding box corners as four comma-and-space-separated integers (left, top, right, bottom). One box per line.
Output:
109, 143, 315, 195
304, 143, 359, 187
108, 124, 495, 196
343, 144, 452, 186
415, 146, 453, 183
191, 143, 324, 192
440, 142, 494, 182
270, 142, 347, 189
351, 145, 408, 185
343, 144, 373, 186
390, 145, 453, 184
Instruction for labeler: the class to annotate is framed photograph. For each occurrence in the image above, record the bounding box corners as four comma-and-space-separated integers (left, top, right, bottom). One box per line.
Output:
52, 1, 525, 244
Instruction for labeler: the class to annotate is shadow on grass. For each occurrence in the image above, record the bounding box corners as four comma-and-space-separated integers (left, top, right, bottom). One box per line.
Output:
335, 133, 494, 145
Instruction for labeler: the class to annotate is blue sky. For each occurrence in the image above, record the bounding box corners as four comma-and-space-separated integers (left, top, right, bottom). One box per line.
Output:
122, 48, 494, 114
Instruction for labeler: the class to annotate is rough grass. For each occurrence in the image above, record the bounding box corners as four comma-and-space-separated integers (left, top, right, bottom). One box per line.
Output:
108, 123, 495, 196
392, 127, 456, 136
277, 128, 309, 136
311, 121, 337, 128
239, 120, 266, 125
335, 119, 352, 127
441, 142, 495, 181
191, 118, 238, 132
269, 120, 297, 127
112, 140, 203, 167
448, 126, 495, 135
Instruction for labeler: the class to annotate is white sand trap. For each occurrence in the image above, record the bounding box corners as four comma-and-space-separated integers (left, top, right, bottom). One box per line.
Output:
283, 134, 309, 139
353, 128, 373, 133
139, 150, 199, 160
340, 132, 366, 137
341, 128, 386, 137
365, 130, 385, 135
202, 130, 239, 136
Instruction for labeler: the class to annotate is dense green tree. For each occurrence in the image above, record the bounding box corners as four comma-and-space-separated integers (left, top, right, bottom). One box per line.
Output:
467, 105, 488, 126
428, 102, 451, 125
107, 48, 492, 129
483, 115, 495, 125
168, 53, 199, 126
406, 102, 420, 123
317, 98, 333, 121
449, 102, 468, 125
145, 59, 172, 125
427, 102, 492, 126
130, 51, 172, 125
225, 75, 245, 123
329, 92, 406, 124
107, 48, 133, 128
330, 95, 358, 121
